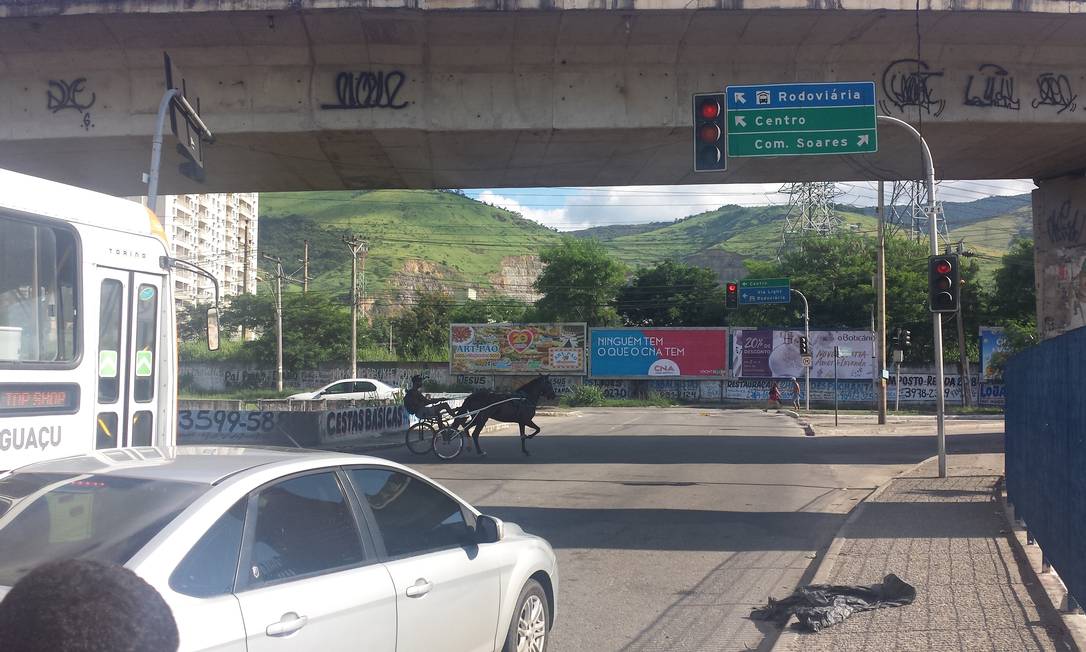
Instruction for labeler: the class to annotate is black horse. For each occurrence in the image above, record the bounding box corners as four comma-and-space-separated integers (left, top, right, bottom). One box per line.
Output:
458, 375, 556, 456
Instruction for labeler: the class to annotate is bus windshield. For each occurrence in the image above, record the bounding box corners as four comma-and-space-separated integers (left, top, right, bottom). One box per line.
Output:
0, 215, 78, 364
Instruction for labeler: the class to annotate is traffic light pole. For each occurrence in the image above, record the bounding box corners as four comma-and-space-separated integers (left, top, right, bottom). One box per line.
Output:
791, 288, 810, 411
877, 114, 946, 478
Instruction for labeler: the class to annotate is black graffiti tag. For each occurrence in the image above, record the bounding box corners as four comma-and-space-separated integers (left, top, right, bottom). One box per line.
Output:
1046, 199, 1085, 245
46, 78, 96, 114
964, 64, 1020, 110
1032, 73, 1077, 114
320, 71, 408, 110
879, 59, 946, 117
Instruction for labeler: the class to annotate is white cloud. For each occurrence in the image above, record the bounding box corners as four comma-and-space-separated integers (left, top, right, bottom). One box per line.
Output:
475, 190, 577, 230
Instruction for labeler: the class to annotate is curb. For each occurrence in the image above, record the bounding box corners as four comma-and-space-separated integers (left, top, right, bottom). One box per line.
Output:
999, 488, 1086, 652
777, 408, 817, 436
768, 455, 936, 651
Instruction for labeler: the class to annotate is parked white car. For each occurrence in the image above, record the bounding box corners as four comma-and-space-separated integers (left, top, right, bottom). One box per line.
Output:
0, 447, 557, 652
287, 378, 402, 401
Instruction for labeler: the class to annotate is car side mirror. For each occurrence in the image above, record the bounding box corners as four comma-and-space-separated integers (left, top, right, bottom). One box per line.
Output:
476, 515, 504, 544
206, 307, 220, 351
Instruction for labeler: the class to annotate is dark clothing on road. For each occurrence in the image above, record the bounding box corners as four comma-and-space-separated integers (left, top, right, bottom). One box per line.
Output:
405, 387, 455, 421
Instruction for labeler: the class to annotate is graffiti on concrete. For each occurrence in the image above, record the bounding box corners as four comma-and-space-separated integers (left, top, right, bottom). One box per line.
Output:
46, 78, 96, 130
879, 59, 945, 117
964, 64, 1020, 110
1045, 199, 1085, 245
1032, 73, 1077, 114
320, 71, 409, 110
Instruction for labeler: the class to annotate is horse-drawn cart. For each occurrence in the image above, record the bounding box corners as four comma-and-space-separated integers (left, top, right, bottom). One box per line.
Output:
405, 397, 524, 460
405, 376, 556, 459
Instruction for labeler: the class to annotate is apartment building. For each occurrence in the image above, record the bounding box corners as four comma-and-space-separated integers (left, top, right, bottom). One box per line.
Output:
148, 193, 259, 307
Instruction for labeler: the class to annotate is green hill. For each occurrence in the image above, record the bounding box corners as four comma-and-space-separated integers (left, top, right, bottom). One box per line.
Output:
258, 190, 562, 308
257, 189, 1034, 311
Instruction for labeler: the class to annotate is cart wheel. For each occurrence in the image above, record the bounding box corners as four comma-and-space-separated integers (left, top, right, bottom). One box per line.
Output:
405, 422, 435, 455
433, 427, 465, 460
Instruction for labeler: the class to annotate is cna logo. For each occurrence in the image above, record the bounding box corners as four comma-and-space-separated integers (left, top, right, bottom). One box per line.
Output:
649, 359, 680, 376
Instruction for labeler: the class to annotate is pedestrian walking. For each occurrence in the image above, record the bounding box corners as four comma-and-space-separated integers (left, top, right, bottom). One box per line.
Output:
791, 376, 802, 409
765, 381, 781, 412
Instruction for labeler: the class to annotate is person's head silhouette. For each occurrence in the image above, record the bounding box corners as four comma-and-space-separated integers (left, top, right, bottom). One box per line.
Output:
0, 558, 179, 652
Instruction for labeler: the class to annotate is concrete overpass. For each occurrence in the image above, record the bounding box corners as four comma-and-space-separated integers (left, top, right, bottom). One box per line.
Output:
1, 1, 1086, 195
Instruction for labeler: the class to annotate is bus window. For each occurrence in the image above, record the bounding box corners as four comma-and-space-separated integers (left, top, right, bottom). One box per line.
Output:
96, 412, 118, 450
133, 285, 157, 403
131, 411, 153, 447
0, 216, 78, 365
98, 280, 123, 403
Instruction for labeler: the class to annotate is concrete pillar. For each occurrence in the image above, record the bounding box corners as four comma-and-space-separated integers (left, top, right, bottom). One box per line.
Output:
1032, 176, 1086, 340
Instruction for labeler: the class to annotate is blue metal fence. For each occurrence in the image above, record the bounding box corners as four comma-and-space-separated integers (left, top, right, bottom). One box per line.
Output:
1005, 326, 1086, 607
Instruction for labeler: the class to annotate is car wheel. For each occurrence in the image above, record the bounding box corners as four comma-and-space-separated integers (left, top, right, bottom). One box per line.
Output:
503, 579, 549, 652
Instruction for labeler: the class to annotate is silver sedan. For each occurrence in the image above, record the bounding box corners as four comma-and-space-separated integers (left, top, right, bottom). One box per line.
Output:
0, 447, 557, 652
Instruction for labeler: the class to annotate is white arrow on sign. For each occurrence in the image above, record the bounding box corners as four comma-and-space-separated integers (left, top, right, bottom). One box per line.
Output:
857, 134, 870, 146
734, 92, 746, 105
734, 115, 747, 127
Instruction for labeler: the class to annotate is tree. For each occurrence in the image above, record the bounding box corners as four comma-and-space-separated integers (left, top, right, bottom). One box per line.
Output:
393, 292, 454, 359
450, 297, 530, 325
533, 238, 626, 326
176, 302, 212, 342
733, 233, 983, 362
617, 261, 723, 326
987, 239, 1036, 323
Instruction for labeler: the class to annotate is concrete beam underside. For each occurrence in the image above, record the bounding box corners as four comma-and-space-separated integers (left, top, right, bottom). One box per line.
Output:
2, 8, 1086, 194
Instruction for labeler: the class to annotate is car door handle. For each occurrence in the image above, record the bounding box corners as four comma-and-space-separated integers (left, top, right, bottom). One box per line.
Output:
266, 612, 308, 637
405, 578, 434, 598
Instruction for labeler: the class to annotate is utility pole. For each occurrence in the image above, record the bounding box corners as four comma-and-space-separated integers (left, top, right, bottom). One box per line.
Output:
791, 288, 811, 411
876, 181, 888, 424
954, 241, 973, 407
263, 254, 286, 392
302, 240, 310, 294
343, 235, 369, 377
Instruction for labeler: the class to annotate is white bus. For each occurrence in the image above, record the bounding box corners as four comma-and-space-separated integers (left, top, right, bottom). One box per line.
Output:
0, 169, 217, 472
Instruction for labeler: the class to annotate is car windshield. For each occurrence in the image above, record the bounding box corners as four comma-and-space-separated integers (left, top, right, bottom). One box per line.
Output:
0, 472, 207, 586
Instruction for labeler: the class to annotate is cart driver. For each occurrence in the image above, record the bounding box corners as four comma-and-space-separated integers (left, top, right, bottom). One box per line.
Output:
404, 375, 460, 423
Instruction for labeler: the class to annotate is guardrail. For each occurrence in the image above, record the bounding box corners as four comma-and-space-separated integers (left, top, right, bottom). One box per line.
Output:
1005, 327, 1086, 610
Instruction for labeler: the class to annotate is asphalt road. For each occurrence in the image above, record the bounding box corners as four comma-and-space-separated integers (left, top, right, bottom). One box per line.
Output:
373, 407, 1003, 652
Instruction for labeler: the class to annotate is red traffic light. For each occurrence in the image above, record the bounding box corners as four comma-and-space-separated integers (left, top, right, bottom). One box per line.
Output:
933, 259, 953, 275
726, 283, 737, 292
698, 99, 721, 120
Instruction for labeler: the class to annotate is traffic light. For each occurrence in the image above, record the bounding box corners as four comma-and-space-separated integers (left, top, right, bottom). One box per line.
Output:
798, 336, 809, 355
725, 282, 738, 309
901, 329, 911, 349
693, 93, 726, 172
928, 254, 961, 313
891, 328, 901, 350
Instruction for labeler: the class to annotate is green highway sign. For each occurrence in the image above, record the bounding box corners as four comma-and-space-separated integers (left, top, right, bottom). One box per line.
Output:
725, 82, 877, 158
739, 278, 791, 305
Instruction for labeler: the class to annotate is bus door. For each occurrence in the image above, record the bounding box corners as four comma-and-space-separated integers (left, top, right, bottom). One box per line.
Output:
93, 270, 165, 449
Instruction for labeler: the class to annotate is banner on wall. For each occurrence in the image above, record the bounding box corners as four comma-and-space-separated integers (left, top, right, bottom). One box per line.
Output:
732, 329, 875, 379
589, 328, 727, 378
449, 323, 587, 375
979, 327, 1009, 382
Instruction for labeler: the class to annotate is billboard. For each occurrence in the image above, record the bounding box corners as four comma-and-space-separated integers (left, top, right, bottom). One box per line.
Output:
589, 328, 727, 379
450, 323, 586, 375
732, 329, 875, 379
979, 326, 1009, 382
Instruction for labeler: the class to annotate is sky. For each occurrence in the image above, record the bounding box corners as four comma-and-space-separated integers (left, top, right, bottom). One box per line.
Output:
464, 180, 1037, 232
